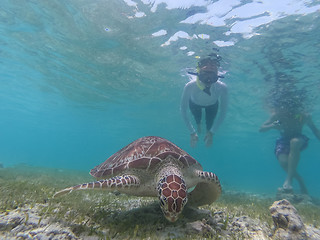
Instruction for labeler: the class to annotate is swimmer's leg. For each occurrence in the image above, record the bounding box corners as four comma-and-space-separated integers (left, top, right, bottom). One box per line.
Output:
205, 102, 218, 132
285, 138, 307, 193
277, 153, 292, 190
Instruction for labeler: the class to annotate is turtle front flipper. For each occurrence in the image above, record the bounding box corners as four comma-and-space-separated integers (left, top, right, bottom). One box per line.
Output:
187, 171, 221, 207
53, 175, 140, 198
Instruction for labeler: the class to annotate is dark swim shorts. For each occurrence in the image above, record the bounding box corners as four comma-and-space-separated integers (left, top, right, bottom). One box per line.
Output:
274, 135, 309, 157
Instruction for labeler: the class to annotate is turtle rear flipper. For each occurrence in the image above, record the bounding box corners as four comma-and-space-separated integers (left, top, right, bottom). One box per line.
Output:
53, 175, 140, 198
187, 171, 221, 207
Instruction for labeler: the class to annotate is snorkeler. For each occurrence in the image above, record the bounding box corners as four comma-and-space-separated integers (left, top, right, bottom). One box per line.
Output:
259, 107, 320, 194
180, 55, 228, 147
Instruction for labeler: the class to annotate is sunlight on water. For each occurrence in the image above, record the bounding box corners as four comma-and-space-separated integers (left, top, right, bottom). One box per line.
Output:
1, 0, 320, 197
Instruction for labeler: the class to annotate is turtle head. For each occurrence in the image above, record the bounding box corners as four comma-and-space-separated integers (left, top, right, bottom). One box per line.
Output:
157, 174, 188, 222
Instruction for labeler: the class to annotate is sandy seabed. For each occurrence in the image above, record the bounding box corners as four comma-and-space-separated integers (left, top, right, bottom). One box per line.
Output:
1, 165, 320, 239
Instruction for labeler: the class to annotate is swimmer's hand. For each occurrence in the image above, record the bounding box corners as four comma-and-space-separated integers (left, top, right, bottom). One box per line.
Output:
190, 133, 198, 148
259, 120, 280, 132
204, 131, 213, 147
271, 120, 282, 130
272, 120, 281, 126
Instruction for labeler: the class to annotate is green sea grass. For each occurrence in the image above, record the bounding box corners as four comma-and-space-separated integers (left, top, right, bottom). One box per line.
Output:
1, 165, 319, 239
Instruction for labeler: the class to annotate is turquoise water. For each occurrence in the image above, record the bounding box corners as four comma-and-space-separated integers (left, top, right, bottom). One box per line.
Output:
1, 0, 320, 197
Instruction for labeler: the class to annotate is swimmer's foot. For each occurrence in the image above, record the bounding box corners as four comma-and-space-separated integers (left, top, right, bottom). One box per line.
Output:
277, 187, 294, 194
278, 183, 294, 194
283, 181, 293, 190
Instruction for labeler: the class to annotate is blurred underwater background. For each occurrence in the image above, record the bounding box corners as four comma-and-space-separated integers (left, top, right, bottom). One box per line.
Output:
1, 0, 320, 198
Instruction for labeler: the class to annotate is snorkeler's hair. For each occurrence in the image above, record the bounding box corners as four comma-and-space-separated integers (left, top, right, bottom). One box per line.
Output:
198, 53, 221, 68
267, 86, 307, 114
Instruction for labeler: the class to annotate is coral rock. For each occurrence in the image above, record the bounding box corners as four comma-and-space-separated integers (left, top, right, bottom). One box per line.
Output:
270, 199, 307, 240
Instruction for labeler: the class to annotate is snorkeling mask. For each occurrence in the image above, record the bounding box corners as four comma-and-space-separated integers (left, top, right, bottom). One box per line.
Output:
197, 66, 219, 85
196, 59, 219, 95
188, 53, 223, 95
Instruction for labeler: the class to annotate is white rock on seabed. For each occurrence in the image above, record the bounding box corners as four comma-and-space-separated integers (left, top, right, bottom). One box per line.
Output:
1, 200, 320, 240
0, 204, 79, 240
149, 206, 273, 239
270, 199, 320, 240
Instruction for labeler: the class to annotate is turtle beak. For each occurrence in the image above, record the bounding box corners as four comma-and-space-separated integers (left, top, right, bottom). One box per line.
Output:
164, 212, 179, 222
160, 195, 186, 222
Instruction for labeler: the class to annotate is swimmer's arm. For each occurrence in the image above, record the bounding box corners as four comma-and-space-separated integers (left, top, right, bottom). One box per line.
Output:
209, 84, 228, 134
306, 115, 320, 140
180, 83, 196, 134
259, 113, 278, 132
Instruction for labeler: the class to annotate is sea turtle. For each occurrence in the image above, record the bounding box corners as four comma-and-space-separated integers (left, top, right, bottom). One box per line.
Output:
53, 136, 221, 222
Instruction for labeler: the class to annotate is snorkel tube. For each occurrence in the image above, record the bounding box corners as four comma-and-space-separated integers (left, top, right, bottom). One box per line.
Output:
196, 66, 206, 91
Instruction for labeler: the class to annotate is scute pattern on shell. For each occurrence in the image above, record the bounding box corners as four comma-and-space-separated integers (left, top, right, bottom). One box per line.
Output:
90, 136, 200, 178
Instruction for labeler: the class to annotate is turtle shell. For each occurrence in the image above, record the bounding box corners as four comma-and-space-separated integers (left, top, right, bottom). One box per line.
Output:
90, 136, 200, 179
